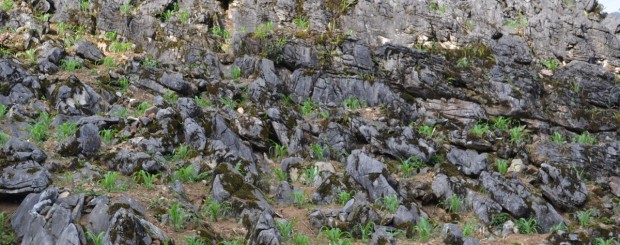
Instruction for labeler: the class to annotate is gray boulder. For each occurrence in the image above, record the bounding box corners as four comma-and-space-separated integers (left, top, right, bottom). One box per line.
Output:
538, 163, 588, 210
345, 150, 398, 202
75, 40, 104, 62
447, 148, 489, 177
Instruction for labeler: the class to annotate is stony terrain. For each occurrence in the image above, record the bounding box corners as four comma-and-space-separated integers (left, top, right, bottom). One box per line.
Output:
0, 0, 620, 244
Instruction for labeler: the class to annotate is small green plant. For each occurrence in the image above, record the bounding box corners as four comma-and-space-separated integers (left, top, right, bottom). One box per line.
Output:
0, 131, 9, 146
293, 190, 305, 207
516, 218, 538, 234
119, 2, 132, 14
541, 59, 561, 70
185, 236, 206, 245
25, 49, 37, 64
210, 26, 230, 38
462, 219, 477, 237
492, 116, 512, 131
0, 0, 14, 11
86, 231, 105, 245
201, 198, 231, 221
575, 208, 596, 228
220, 97, 237, 110
168, 202, 186, 231
178, 10, 190, 24
418, 124, 435, 138
274, 168, 288, 181
573, 131, 597, 145
495, 159, 509, 175
142, 57, 158, 68
413, 217, 433, 241
29, 121, 49, 142
311, 143, 326, 161
356, 221, 374, 242
194, 96, 212, 109
399, 156, 425, 177
36, 13, 51, 22
161, 3, 179, 22
276, 220, 294, 241
303, 166, 319, 186
104, 31, 117, 41
293, 16, 309, 29
509, 125, 526, 144
382, 194, 400, 213
341, 96, 366, 110
549, 223, 568, 233
428, 2, 446, 13
292, 233, 310, 245
79, 0, 90, 12
133, 170, 159, 189
254, 22, 274, 39
99, 129, 116, 145
593, 238, 617, 245
456, 57, 470, 68
60, 59, 82, 71
323, 227, 351, 244
117, 77, 130, 92
443, 195, 464, 213
134, 102, 151, 116
551, 131, 565, 144
56, 121, 78, 141
0, 212, 17, 245
100, 171, 125, 192
470, 122, 490, 138
337, 190, 352, 206
219, 239, 243, 245
270, 142, 288, 160
229, 67, 242, 81
491, 213, 511, 227
174, 165, 202, 183
0, 104, 6, 119
300, 99, 316, 117
101, 57, 119, 68
109, 41, 132, 52
163, 90, 178, 105
504, 14, 527, 29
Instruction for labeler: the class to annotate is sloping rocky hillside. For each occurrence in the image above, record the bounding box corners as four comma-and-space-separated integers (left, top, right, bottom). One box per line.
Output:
0, 0, 620, 244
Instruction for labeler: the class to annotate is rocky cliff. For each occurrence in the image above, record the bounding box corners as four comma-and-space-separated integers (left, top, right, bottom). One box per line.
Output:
0, 0, 619, 244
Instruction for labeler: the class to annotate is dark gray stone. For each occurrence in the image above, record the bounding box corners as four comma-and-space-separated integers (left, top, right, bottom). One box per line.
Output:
75, 40, 104, 62
538, 163, 588, 210
447, 148, 489, 177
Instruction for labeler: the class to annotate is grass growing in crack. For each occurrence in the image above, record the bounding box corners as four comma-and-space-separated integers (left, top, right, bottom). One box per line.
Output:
0, 212, 16, 245
201, 198, 231, 221
25, 49, 36, 64
194, 96, 212, 109
593, 238, 617, 245
322, 227, 351, 245
174, 165, 199, 183
86, 231, 105, 245
172, 144, 193, 160
300, 99, 316, 117
456, 57, 470, 68
443, 195, 464, 213
516, 218, 538, 234
99, 129, 116, 145
293, 190, 305, 207
274, 168, 288, 181
470, 122, 489, 138
400, 156, 425, 177
356, 221, 374, 242
230, 67, 242, 81
292, 233, 311, 245
417, 124, 435, 138
56, 121, 78, 141
576, 208, 596, 227
509, 125, 526, 144
276, 220, 294, 241
210, 26, 230, 38
109, 42, 132, 52
541, 59, 561, 70
254, 22, 274, 39
117, 77, 130, 92
293, 16, 309, 29
168, 202, 186, 231
135, 102, 151, 116
0, 104, 6, 119
133, 170, 159, 189
104, 31, 117, 41
219, 97, 237, 110
573, 131, 597, 145
0, 132, 9, 146
270, 142, 288, 160
101, 57, 118, 68
382, 194, 400, 213
341, 96, 366, 110
549, 223, 568, 233
60, 59, 82, 71
337, 189, 352, 205
29, 121, 49, 143
163, 90, 178, 105
462, 219, 477, 237
100, 171, 125, 192
79, 0, 90, 12
178, 10, 190, 24
303, 166, 319, 186
491, 213, 511, 227
185, 236, 206, 245
119, 2, 132, 14
492, 116, 512, 131
413, 217, 433, 241
551, 131, 565, 144
311, 143, 326, 161
495, 159, 509, 175
220, 239, 243, 245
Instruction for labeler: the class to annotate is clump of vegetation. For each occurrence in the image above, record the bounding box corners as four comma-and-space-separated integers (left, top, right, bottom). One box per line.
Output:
417, 124, 435, 138
381, 194, 400, 213
470, 122, 490, 138
0, 0, 14, 11
173, 165, 206, 183
0, 104, 6, 119
322, 227, 352, 245
56, 121, 78, 141
210, 26, 230, 38
119, 2, 132, 14
194, 96, 212, 109
311, 143, 327, 161
541, 58, 561, 70
86, 231, 105, 245
220, 97, 238, 110
293, 16, 309, 29
100, 171, 126, 192
300, 99, 317, 117
109, 42, 132, 52
491, 213, 511, 227
516, 218, 539, 234
60, 59, 82, 71
133, 170, 159, 189
167, 202, 186, 231
254, 22, 274, 39
399, 156, 425, 177
573, 131, 597, 145
575, 208, 596, 228
293, 190, 305, 207
551, 131, 565, 144
504, 13, 527, 29
276, 220, 294, 241
492, 116, 512, 131
462, 219, 477, 237
161, 2, 179, 22
270, 142, 288, 160
412, 217, 433, 241
341, 96, 366, 110
442, 195, 464, 213
0, 212, 17, 245
29, 112, 52, 143
99, 129, 117, 145
509, 125, 526, 144
303, 166, 319, 186
293, 233, 311, 245
230, 67, 242, 81
337, 190, 352, 205
428, 2, 446, 13
201, 198, 231, 221
134, 102, 152, 116
495, 159, 509, 175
